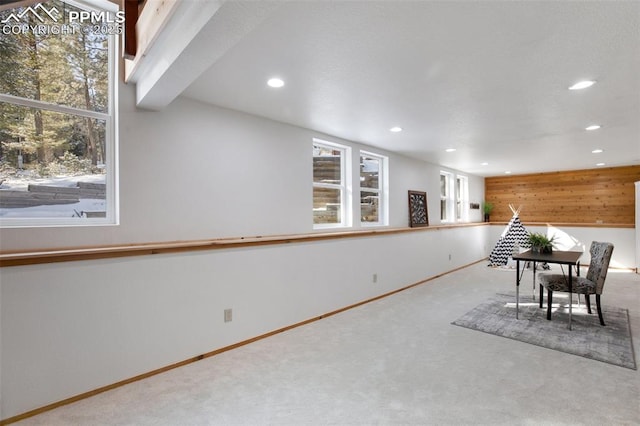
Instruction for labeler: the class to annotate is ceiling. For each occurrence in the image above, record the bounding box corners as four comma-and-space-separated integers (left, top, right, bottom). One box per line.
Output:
142, 1, 640, 177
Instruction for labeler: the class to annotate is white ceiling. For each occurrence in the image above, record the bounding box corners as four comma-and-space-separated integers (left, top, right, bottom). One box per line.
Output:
154, 0, 639, 177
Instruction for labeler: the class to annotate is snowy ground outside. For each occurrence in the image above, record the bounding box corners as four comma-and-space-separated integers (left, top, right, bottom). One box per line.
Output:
0, 173, 107, 218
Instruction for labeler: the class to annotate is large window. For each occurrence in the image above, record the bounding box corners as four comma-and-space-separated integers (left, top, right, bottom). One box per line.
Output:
313, 139, 351, 228
360, 151, 387, 226
456, 175, 469, 222
0, 0, 119, 226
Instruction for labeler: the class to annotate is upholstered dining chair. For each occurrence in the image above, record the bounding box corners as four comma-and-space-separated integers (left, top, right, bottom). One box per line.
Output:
538, 241, 614, 326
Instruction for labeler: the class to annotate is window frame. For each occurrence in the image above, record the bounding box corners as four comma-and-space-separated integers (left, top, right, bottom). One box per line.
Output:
0, 0, 119, 228
359, 150, 388, 227
312, 138, 352, 229
440, 171, 454, 223
456, 175, 469, 222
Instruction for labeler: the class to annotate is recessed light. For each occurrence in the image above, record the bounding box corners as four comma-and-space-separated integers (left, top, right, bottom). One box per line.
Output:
596, 163, 606, 166
505, 171, 511, 174
592, 149, 603, 154
569, 80, 595, 90
445, 148, 456, 152
586, 125, 601, 131
481, 162, 489, 166
389, 127, 402, 133
267, 78, 284, 88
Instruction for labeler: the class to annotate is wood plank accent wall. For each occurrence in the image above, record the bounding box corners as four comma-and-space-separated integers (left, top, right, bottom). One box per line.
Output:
485, 165, 640, 224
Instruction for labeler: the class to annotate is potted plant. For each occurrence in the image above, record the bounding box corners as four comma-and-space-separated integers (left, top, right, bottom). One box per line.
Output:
482, 201, 494, 222
527, 232, 556, 254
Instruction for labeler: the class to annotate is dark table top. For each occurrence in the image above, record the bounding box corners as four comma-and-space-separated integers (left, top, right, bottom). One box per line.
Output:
512, 249, 583, 265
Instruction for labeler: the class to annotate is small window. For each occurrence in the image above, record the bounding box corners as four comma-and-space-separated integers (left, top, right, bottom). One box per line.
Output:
360, 151, 387, 226
0, 0, 118, 227
313, 139, 351, 228
440, 171, 453, 222
456, 175, 469, 222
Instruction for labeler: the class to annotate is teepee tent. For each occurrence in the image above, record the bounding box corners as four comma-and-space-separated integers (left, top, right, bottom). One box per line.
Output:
488, 205, 529, 267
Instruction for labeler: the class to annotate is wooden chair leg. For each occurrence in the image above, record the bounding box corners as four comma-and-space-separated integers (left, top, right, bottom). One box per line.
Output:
585, 294, 592, 314
596, 295, 605, 326
539, 284, 543, 308
547, 289, 553, 320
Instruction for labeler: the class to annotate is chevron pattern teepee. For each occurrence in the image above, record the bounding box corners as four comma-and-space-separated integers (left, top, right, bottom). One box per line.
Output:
488, 205, 529, 267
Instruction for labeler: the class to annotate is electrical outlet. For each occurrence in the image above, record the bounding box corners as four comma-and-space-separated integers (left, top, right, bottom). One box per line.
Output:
372, 273, 378, 283
224, 308, 233, 323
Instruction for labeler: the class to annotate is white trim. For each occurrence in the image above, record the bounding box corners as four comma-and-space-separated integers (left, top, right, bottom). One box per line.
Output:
0, 0, 119, 228
440, 170, 454, 223
0, 94, 109, 121
105, 12, 119, 226
312, 139, 351, 229
456, 175, 469, 223
359, 150, 388, 227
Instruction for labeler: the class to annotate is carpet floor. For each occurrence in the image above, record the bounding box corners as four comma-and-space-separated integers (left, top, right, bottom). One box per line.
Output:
452, 293, 636, 370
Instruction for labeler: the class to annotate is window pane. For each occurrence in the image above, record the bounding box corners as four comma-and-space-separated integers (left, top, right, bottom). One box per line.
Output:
456, 177, 461, 219
360, 190, 379, 223
456, 176, 468, 222
313, 144, 342, 184
313, 187, 341, 224
0, 104, 108, 219
360, 155, 379, 189
440, 173, 448, 221
0, 1, 109, 113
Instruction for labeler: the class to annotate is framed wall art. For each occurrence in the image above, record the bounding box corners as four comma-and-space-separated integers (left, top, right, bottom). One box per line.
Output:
408, 190, 429, 227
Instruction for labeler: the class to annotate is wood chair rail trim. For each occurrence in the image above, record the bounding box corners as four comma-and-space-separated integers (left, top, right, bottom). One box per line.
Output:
1, 221, 633, 267
0, 222, 486, 267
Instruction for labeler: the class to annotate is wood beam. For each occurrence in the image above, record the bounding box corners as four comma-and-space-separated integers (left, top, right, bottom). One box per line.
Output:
123, 0, 139, 60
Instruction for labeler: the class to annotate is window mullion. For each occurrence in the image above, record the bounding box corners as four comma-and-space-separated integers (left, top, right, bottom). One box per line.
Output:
314, 182, 342, 190
0, 94, 109, 121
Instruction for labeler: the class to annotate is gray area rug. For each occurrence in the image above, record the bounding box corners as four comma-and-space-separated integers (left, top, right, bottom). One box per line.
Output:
452, 293, 636, 370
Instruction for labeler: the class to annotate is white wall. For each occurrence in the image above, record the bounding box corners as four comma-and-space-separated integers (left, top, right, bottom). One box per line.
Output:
487, 224, 637, 270
0, 82, 489, 419
1, 226, 488, 418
